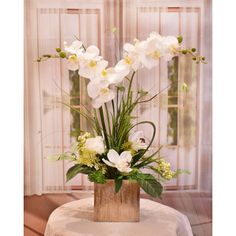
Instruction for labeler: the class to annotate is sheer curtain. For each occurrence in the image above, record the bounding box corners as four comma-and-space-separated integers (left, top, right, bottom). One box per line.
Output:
24, 0, 212, 195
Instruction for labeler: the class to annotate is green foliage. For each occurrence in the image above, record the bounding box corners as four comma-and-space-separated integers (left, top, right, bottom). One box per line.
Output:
47, 153, 76, 162
129, 172, 163, 198
66, 164, 93, 182
88, 170, 106, 184
115, 176, 123, 193
69, 70, 81, 137
172, 169, 191, 178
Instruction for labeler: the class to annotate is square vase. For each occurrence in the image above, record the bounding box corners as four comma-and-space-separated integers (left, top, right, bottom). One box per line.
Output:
94, 179, 140, 222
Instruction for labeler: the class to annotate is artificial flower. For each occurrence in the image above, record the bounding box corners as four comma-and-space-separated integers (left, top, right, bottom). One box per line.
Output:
64, 40, 83, 55
129, 131, 147, 151
161, 36, 180, 61
135, 34, 163, 69
84, 136, 105, 155
102, 149, 132, 173
78, 45, 108, 79
155, 158, 175, 180
115, 43, 141, 77
97, 67, 125, 84
79, 59, 108, 79
87, 79, 116, 108
67, 54, 80, 71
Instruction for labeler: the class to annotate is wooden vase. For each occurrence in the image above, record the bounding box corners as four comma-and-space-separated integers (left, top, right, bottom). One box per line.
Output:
94, 179, 140, 222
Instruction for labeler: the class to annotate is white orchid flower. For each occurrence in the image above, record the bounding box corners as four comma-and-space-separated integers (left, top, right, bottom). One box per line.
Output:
84, 136, 105, 154
96, 67, 125, 84
67, 54, 80, 71
135, 34, 164, 69
79, 59, 108, 79
82, 45, 102, 61
78, 45, 108, 79
102, 149, 133, 173
87, 79, 116, 108
64, 40, 84, 55
161, 36, 180, 61
115, 43, 141, 77
129, 131, 148, 151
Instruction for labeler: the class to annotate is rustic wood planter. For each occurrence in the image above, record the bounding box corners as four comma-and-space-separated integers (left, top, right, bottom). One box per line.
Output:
94, 179, 140, 222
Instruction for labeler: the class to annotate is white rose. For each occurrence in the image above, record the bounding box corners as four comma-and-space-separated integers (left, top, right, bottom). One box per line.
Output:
84, 136, 105, 154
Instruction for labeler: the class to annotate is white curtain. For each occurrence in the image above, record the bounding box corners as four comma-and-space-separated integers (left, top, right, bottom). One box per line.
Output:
24, 0, 212, 195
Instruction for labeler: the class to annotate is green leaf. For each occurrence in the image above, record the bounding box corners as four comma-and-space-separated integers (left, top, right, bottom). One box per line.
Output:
88, 170, 106, 184
131, 150, 146, 166
129, 172, 163, 198
115, 177, 123, 193
172, 169, 191, 178
47, 153, 75, 162
66, 164, 93, 182
138, 177, 163, 198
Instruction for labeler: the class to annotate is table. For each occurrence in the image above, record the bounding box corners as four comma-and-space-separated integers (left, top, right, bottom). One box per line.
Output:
45, 197, 193, 236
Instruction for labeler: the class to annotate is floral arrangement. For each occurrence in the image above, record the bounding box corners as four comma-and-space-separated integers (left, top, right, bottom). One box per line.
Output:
39, 32, 205, 198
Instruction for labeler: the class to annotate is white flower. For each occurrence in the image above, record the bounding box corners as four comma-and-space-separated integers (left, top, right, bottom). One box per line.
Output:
129, 131, 148, 151
64, 40, 84, 55
77, 45, 107, 79
81, 45, 102, 61
87, 79, 116, 108
84, 136, 105, 154
96, 67, 125, 84
67, 54, 80, 71
77, 45, 108, 79
161, 36, 180, 61
135, 34, 164, 69
115, 43, 141, 77
79, 59, 108, 79
102, 149, 132, 173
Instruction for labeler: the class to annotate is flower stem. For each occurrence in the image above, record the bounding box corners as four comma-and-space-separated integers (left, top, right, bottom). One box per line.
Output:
99, 107, 110, 149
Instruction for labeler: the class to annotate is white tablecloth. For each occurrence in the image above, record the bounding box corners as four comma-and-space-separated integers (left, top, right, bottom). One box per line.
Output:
45, 197, 193, 236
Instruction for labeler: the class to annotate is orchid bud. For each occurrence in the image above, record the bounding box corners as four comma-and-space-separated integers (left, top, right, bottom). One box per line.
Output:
59, 51, 66, 58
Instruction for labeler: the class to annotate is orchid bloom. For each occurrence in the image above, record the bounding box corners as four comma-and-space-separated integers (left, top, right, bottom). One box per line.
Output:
102, 149, 133, 173
66, 54, 80, 71
64, 40, 83, 55
84, 136, 105, 154
115, 43, 141, 77
78, 45, 108, 79
129, 131, 148, 151
87, 79, 116, 108
97, 67, 125, 84
161, 36, 180, 61
64, 40, 84, 71
135, 33, 164, 69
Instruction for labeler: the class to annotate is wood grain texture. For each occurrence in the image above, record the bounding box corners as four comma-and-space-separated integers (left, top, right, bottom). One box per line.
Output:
94, 180, 140, 222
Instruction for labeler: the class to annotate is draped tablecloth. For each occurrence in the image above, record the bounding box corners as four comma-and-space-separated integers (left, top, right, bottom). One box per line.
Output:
45, 197, 193, 236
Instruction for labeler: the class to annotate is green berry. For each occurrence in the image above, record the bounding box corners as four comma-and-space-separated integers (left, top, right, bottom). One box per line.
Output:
192, 57, 197, 61
202, 57, 205, 61
191, 48, 196, 52
182, 50, 187, 55
56, 47, 61, 53
59, 51, 66, 58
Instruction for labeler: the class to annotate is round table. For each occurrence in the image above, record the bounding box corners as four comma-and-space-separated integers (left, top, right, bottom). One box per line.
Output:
45, 197, 193, 236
